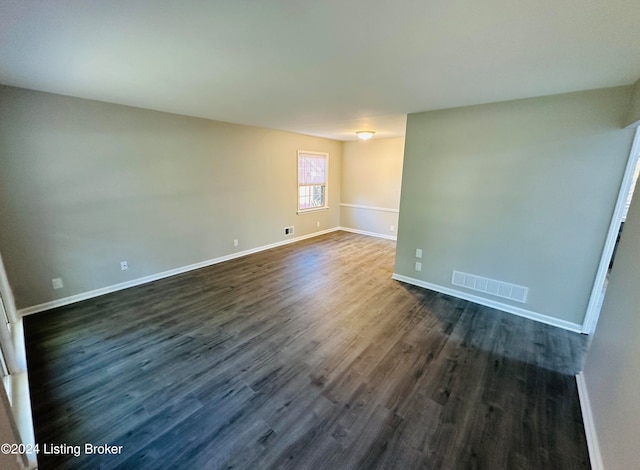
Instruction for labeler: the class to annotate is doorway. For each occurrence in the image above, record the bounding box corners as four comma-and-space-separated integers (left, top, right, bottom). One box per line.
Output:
0, 253, 34, 469
609, 154, 640, 269
582, 127, 640, 334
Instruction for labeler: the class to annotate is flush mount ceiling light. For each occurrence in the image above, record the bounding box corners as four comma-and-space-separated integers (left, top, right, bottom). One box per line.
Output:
356, 130, 375, 141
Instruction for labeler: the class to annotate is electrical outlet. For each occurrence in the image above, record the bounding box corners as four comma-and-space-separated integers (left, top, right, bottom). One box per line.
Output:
52, 278, 64, 289
390, 225, 395, 232
233, 239, 239, 247
416, 249, 423, 258
284, 226, 294, 236
316, 221, 320, 228
415, 262, 422, 272
120, 261, 128, 271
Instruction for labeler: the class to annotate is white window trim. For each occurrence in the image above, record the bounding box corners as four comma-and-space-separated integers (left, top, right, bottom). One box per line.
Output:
297, 150, 329, 214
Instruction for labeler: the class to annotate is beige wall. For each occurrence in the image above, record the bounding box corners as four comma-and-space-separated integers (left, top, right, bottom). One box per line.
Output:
340, 137, 404, 238
582, 167, 640, 469
0, 86, 342, 309
625, 78, 640, 127
395, 87, 635, 326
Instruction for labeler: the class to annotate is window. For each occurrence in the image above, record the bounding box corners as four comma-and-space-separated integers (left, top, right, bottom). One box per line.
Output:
298, 151, 328, 212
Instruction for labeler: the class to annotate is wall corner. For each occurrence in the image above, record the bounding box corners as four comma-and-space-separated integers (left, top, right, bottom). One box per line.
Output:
624, 78, 640, 128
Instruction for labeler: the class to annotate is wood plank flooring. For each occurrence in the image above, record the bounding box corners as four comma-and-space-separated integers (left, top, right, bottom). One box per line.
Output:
24, 231, 591, 469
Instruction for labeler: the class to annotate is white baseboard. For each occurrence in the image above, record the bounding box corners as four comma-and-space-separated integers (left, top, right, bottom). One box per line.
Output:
18, 228, 340, 317
339, 226, 397, 241
576, 371, 604, 470
391, 273, 583, 333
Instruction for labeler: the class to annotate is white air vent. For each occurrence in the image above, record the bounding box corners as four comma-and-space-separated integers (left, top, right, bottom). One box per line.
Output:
452, 270, 528, 303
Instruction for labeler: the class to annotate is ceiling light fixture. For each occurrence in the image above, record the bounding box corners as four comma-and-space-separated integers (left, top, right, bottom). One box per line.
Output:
356, 130, 375, 141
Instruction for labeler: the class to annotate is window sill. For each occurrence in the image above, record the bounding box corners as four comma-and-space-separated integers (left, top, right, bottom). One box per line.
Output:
297, 207, 329, 215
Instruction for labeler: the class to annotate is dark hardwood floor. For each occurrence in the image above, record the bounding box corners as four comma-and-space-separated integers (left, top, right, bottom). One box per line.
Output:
24, 231, 591, 469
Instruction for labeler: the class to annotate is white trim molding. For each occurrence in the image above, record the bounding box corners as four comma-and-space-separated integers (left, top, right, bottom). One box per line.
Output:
18, 228, 340, 317
0, 253, 19, 324
576, 372, 604, 470
339, 203, 399, 213
339, 226, 397, 241
391, 273, 583, 333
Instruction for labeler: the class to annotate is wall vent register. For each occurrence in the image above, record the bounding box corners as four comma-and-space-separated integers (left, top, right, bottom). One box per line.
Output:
452, 270, 528, 303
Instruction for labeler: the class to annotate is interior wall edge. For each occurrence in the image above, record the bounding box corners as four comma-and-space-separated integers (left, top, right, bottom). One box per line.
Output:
624, 77, 640, 128
582, 126, 640, 333
575, 371, 604, 470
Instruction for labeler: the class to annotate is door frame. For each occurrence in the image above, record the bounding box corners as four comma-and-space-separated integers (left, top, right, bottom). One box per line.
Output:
582, 126, 640, 334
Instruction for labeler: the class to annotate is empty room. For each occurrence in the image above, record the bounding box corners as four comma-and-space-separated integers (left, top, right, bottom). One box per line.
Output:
1, 1, 640, 469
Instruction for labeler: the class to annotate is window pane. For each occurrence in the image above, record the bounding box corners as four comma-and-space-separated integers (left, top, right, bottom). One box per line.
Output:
299, 185, 325, 210
299, 155, 326, 185
297, 152, 328, 211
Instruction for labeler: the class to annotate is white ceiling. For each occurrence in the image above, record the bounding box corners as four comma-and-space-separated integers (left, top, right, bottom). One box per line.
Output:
1, 0, 639, 141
